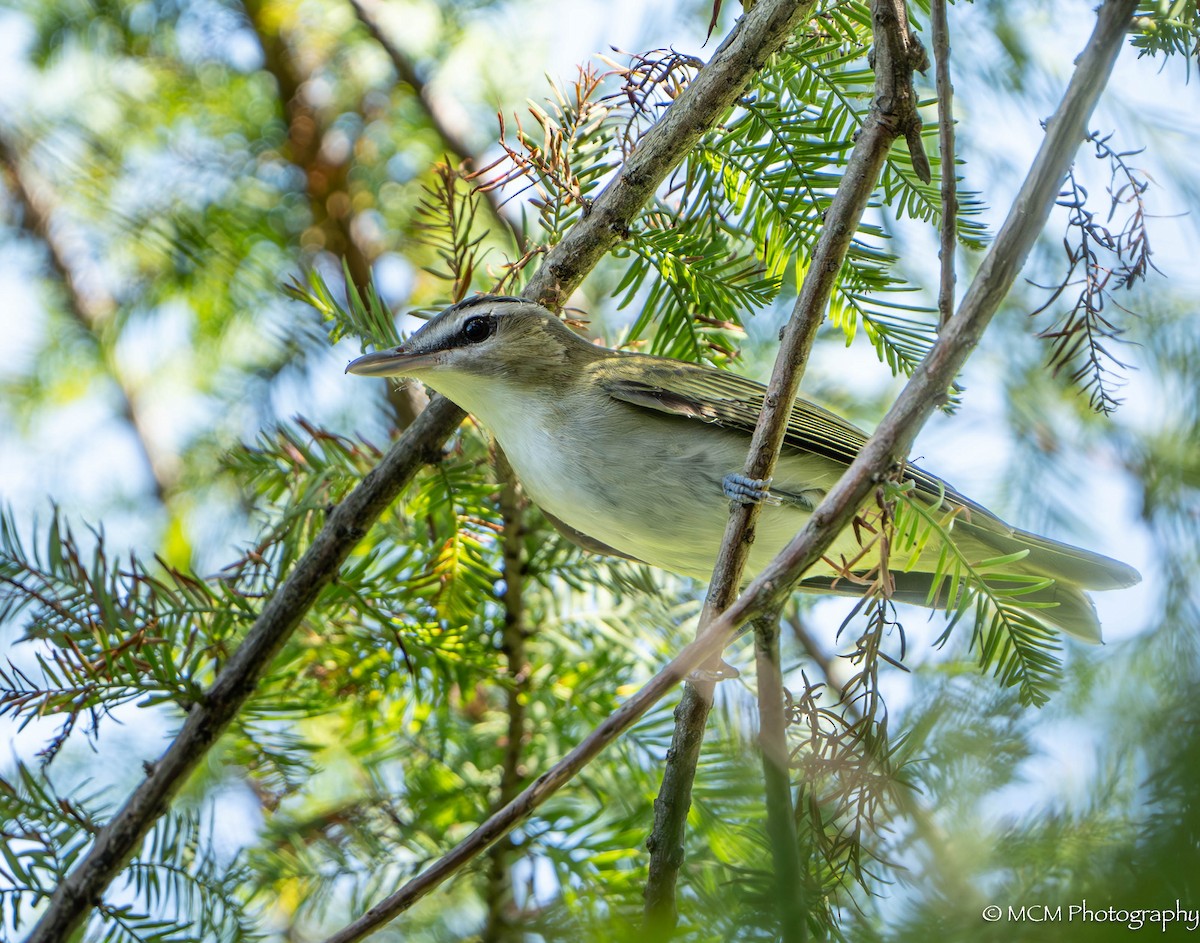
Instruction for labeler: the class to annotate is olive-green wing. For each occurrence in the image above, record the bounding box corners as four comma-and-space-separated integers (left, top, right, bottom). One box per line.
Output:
590, 353, 973, 508
591, 353, 1141, 592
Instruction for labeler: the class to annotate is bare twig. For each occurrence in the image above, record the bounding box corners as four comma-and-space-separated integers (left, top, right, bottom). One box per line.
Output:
348, 0, 526, 253
645, 0, 929, 926
0, 137, 175, 501
753, 609, 807, 943
931, 0, 958, 328
22, 0, 820, 939
481, 450, 531, 942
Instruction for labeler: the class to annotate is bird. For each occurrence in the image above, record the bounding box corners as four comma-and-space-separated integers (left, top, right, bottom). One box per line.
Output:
346, 295, 1140, 642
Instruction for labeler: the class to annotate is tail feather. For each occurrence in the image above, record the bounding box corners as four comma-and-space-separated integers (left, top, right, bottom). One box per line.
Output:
798, 572, 1103, 642
946, 510, 1139, 591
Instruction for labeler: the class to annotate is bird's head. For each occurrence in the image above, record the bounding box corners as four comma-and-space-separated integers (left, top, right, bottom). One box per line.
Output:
345, 296, 594, 393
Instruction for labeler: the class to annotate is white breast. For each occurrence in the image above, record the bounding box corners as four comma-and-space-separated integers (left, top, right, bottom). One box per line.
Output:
425, 375, 858, 581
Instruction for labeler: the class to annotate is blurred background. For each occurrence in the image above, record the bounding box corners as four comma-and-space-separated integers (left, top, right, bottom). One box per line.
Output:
1, 0, 1199, 940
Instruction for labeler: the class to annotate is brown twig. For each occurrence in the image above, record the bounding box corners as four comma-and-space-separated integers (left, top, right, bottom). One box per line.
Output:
481, 450, 531, 942
347, 0, 527, 253
931, 0, 958, 328
753, 608, 807, 943
644, 0, 929, 927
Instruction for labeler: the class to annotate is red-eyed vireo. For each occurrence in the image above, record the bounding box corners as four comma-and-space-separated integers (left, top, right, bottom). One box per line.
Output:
347, 296, 1140, 641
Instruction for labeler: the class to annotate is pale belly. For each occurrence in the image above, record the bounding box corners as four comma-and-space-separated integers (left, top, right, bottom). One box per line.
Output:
474, 389, 857, 581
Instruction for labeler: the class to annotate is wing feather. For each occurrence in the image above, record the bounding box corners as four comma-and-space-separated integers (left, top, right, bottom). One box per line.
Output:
592, 354, 978, 510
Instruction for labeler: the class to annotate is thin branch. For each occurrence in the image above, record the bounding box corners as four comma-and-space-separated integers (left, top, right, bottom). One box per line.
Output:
735, 0, 1138, 634
783, 609, 982, 912
931, 0, 958, 328
521, 0, 816, 311
0, 137, 175, 502
348, 0, 526, 253
753, 609, 807, 943
21, 0, 819, 938
481, 450, 530, 942
306, 3, 1134, 939
645, 0, 929, 925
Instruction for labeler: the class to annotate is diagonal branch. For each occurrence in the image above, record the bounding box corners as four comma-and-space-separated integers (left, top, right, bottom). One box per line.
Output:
310, 3, 1136, 940
481, 450, 531, 941
0, 137, 176, 502
347, 0, 527, 253
753, 608, 807, 943
646, 0, 929, 926
21, 395, 466, 943
728, 0, 1137, 652
20, 0, 818, 939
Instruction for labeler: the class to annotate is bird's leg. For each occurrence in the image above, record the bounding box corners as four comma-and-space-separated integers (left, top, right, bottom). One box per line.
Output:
722, 473, 823, 511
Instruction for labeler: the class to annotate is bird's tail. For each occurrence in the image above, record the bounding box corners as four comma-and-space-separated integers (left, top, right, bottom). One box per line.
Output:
798, 511, 1138, 643
955, 514, 1141, 592
798, 571, 1104, 642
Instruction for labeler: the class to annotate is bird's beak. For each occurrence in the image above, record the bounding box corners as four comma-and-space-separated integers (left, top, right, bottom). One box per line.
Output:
345, 346, 438, 377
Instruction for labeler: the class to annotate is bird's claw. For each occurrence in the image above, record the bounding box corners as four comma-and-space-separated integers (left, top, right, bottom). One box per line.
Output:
722, 473, 783, 507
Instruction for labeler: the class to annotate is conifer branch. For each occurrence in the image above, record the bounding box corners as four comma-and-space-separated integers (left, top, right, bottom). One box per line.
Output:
20, 395, 466, 943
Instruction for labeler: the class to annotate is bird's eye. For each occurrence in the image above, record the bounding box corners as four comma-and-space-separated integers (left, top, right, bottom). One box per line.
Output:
461, 316, 495, 343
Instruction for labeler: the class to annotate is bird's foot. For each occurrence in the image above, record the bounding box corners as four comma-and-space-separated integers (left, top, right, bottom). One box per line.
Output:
722, 473, 783, 507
